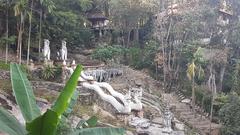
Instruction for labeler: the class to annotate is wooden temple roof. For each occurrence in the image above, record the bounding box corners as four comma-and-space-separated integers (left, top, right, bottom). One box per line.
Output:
86, 11, 108, 21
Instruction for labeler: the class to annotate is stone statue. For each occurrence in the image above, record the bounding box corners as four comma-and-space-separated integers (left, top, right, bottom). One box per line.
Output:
163, 105, 173, 133
61, 40, 67, 60
43, 39, 50, 60
57, 51, 60, 60
63, 62, 143, 113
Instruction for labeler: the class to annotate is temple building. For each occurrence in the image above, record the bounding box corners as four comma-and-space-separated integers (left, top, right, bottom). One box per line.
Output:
217, 0, 233, 27
86, 10, 110, 38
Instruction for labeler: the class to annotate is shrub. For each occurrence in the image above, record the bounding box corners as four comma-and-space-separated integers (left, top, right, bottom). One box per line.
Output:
219, 95, 240, 135
0, 60, 10, 71
127, 47, 143, 69
127, 40, 158, 69
41, 65, 57, 80
92, 45, 125, 62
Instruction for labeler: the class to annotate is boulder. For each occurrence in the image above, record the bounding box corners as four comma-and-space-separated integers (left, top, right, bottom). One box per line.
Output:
129, 117, 151, 128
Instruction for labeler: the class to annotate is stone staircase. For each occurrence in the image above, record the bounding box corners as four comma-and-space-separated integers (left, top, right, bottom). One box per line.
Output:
163, 93, 221, 135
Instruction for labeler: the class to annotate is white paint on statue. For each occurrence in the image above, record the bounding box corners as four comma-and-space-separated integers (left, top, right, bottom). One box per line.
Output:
163, 105, 173, 133
61, 40, 67, 60
43, 39, 50, 60
63, 60, 143, 113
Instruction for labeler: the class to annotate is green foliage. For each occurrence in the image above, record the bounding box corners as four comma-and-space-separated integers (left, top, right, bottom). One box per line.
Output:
76, 116, 98, 129
41, 65, 56, 80
127, 40, 158, 69
26, 64, 82, 135
0, 60, 10, 70
191, 86, 211, 112
0, 36, 16, 46
92, 45, 125, 62
56, 116, 73, 135
42, 0, 94, 47
71, 127, 125, 135
127, 47, 142, 68
10, 63, 41, 122
26, 109, 59, 135
215, 94, 228, 105
193, 47, 206, 64
0, 63, 84, 135
52, 65, 82, 116
0, 107, 27, 135
231, 60, 240, 95
219, 95, 240, 135
182, 84, 212, 113
64, 90, 80, 116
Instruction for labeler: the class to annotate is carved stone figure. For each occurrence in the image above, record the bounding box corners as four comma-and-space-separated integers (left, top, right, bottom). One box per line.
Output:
57, 51, 60, 60
61, 40, 67, 60
43, 39, 50, 60
163, 105, 173, 133
63, 62, 142, 113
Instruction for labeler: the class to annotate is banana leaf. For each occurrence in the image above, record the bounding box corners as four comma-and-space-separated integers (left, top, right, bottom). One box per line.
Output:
0, 107, 27, 135
26, 109, 58, 135
26, 65, 82, 135
71, 127, 125, 135
10, 63, 41, 122
52, 65, 82, 115
76, 116, 98, 129
64, 90, 79, 116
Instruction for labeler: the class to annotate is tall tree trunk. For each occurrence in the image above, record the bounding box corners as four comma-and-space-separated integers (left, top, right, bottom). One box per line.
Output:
5, 1, 9, 64
38, 10, 42, 62
27, 0, 33, 65
134, 27, 139, 43
191, 63, 195, 115
19, 12, 24, 64
17, 12, 24, 64
219, 65, 226, 92
127, 30, 131, 48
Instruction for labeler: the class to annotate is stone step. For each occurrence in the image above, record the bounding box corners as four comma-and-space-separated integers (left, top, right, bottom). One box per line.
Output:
180, 111, 194, 115
197, 123, 221, 129
175, 107, 191, 111
189, 120, 211, 127
180, 114, 196, 120
162, 93, 221, 135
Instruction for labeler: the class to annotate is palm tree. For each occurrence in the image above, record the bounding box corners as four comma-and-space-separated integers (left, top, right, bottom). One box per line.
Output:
37, 0, 55, 61
25, 0, 55, 64
14, 0, 28, 64
5, 0, 9, 64
187, 47, 205, 114
187, 61, 196, 113
26, 0, 33, 65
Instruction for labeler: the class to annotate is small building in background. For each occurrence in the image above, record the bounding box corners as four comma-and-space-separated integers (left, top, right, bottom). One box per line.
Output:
86, 10, 110, 38
217, 0, 233, 27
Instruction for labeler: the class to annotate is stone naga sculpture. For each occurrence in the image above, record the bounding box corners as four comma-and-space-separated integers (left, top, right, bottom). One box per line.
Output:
84, 69, 107, 82
64, 61, 143, 113
84, 69, 123, 82
61, 40, 67, 60
43, 39, 50, 60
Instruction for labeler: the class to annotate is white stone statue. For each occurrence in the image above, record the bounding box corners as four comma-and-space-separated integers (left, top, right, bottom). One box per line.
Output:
129, 88, 143, 111
63, 61, 143, 113
43, 39, 50, 60
163, 105, 173, 133
61, 40, 67, 60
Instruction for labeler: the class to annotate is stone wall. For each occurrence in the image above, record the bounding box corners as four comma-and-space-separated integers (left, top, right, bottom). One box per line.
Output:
31, 81, 90, 94
31, 81, 95, 105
